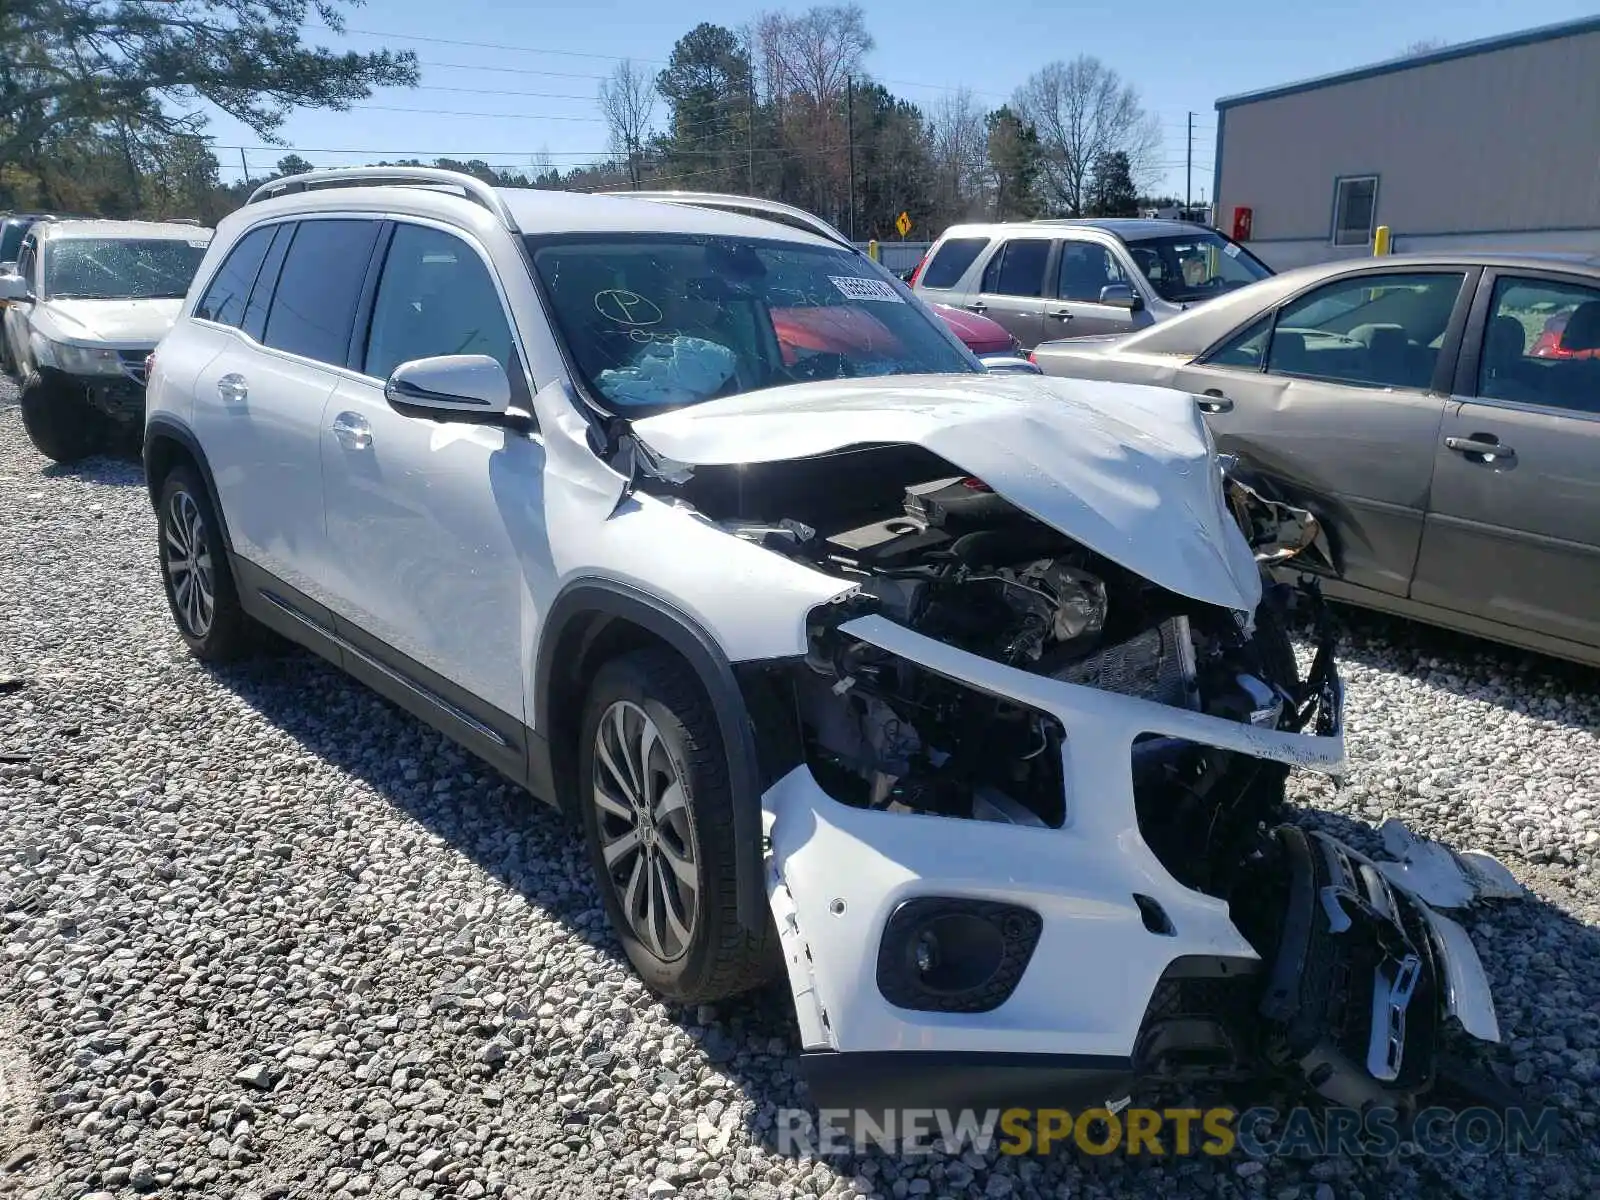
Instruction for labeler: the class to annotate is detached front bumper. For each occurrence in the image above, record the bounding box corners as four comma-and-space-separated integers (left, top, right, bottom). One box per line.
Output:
763, 614, 1497, 1113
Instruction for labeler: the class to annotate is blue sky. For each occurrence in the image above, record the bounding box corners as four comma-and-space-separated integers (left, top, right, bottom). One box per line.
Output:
203, 1, 1600, 201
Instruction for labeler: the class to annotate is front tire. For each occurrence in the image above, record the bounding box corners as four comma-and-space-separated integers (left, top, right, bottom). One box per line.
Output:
19, 371, 107, 464
579, 648, 777, 1003
156, 466, 254, 662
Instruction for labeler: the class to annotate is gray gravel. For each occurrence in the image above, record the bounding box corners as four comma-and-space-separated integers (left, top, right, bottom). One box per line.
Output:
2, 374, 1598, 1199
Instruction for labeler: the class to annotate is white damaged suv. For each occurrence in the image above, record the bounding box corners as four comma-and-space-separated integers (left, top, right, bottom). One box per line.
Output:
143, 168, 1502, 1114
1, 219, 211, 462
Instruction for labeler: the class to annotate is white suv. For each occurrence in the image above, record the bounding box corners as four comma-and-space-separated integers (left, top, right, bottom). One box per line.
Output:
1, 219, 212, 461
144, 168, 1500, 1114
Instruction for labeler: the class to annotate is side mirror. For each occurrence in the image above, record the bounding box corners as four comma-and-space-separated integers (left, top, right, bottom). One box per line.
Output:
1099, 283, 1144, 312
385, 355, 512, 423
0, 271, 28, 302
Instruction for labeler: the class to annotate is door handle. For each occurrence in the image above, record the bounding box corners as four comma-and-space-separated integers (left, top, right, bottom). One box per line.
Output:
1445, 433, 1514, 462
965, 301, 988, 314
1198, 389, 1234, 414
1046, 308, 1075, 321
216, 373, 248, 405
331, 411, 373, 451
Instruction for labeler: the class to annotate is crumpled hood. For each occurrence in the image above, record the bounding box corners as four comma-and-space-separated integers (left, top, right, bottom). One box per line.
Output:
36, 298, 182, 347
631, 374, 1264, 614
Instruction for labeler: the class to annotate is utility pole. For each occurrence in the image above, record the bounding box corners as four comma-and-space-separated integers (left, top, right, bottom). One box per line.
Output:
747, 71, 756, 194
239, 147, 249, 185
1185, 111, 1193, 216
845, 74, 856, 241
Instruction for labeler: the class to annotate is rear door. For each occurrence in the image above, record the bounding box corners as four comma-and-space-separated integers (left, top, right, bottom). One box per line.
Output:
1410, 269, 1600, 655
967, 237, 1054, 349
1050, 236, 1153, 337
1167, 267, 1475, 597
191, 216, 382, 601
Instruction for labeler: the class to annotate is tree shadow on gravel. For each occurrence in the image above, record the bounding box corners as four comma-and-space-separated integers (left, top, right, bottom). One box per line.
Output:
1324, 605, 1600, 735
201, 645, 1599, 1200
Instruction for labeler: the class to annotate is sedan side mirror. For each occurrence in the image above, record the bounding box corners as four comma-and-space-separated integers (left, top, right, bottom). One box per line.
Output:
385, 355, 512, 423
1099, 283, 1144, 312
0, 271, 29, 302
979, 353, 1043, 375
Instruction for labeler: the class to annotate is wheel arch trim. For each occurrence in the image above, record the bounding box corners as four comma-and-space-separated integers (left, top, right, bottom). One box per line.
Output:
143, 416, 235, 553
535, 577, 766, 932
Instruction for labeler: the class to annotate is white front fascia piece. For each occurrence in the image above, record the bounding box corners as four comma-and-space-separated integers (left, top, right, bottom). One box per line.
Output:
631, 374, 1264, 615
36, 298, 183, 347
765, 612, 1346, 1058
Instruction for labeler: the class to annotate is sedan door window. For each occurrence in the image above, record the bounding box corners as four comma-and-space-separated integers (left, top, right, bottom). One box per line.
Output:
1266, 272, 1466, 391
1476, 276, 1600, 414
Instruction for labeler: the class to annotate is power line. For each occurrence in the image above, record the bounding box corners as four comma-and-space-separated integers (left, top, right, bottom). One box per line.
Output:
319, 24, 664, 64
420, 59, 612, 81
350, 104, 605, 122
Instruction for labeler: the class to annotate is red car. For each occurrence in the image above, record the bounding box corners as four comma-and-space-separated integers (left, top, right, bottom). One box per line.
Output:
771, 301, 1022, 363
1531, 311, 1599, 360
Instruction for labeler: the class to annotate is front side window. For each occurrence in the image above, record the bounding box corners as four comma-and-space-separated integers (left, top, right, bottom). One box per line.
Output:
1477, 276, 1600, 413
1332, 176, 1379, 247
1124, 232, 1270, 304
1, 223, 27, 265
365, 224, 515, 380
195, 226, 275, 328
1203, 314, 1273, 370
981, 239, 1052, 298
1266, 271, 1465, 391
1055, 242, 1128, 302
41, 238, 209, 300
920, 237, 989, 289
262, 219, 380, 367
528, 234, 975, 414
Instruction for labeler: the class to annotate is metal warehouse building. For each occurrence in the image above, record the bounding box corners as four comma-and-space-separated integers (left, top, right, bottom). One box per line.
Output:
1213, 16, 1600, 270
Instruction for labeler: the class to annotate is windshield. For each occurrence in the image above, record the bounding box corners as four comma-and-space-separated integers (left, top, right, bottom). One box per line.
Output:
527, 234, 976, 413
1124, 232, 1271, 304
41, 237, 209, 300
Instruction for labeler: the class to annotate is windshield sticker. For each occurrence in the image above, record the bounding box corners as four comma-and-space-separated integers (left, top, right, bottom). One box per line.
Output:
1222, 242, 1241, 258
187, 239, 210, 249
594, 288, 663, 326
828, 276, 904, 304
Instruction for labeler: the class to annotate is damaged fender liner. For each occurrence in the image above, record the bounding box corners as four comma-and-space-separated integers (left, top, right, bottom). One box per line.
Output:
799, 1049, 1136, 1115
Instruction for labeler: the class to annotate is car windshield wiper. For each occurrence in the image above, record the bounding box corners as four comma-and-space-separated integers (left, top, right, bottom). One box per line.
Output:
45, 292, 127, 300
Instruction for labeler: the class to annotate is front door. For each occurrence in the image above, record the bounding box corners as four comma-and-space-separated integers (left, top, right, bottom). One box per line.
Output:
1049, 238, 1151, 337
968, 237, 1053, 349
1170, 268, 1473, 597
319, 219, 542, 735
1410, 271, 1600, 656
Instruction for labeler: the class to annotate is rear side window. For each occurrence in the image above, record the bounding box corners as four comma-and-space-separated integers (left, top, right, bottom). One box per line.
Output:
981, 239, 1051, 298
194, 226, 274, 328
262, 219, 381, 366
241, 225, 293, 342
920, 237, 989, 289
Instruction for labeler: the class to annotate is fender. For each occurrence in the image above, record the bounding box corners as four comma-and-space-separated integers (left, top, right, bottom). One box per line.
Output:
535, 578, 767, 933
143, 415, 236, 553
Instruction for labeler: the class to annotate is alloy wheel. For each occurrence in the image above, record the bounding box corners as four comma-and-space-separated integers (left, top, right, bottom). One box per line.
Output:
591, 699, 700, 961
164, 489, 215, 638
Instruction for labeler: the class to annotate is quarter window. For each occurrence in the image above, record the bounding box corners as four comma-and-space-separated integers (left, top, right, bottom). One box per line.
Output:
261, 219, 381, 367
1204, 315, 1273, 370
1477, 276, 1600, 414
1332, 176, 1378, 248
919, 237, 989, 289
195, 226, 274, 328
364, 224, 516, 381
1266, 272, 1464, 391
981, 239, 1051, 298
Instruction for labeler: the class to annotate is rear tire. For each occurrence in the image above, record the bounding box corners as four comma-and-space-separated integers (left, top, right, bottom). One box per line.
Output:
19, 371, 107, 464
578, 648, 777, 1004
156, 466, 255, 662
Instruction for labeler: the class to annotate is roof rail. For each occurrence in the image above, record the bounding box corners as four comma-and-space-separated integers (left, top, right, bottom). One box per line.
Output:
246, 167, 518, 230
615, 190, 857, 251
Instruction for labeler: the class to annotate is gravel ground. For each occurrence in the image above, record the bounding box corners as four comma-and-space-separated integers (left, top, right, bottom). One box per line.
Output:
2, 373, 1598, 1200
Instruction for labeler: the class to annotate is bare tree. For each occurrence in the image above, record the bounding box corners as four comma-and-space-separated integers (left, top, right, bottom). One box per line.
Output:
928, 87, 988, 221
598, 59, 656, 189
759, 4, 873, 106
1014, 56, 1161, 217
1402, 38, 1449, 56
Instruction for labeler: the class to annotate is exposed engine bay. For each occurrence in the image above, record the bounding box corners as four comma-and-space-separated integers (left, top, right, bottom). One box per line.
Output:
630, 432, 1502, 1117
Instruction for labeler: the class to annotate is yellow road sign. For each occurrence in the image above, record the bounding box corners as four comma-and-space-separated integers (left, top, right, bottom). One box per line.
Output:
895, 211, 912, 237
